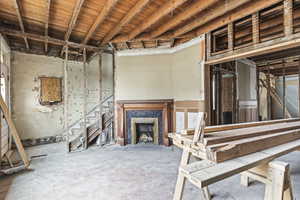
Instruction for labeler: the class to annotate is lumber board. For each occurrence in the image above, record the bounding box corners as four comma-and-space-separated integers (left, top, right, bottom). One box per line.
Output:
180, 118, 300, 135
207, 129, 300, 163
203, 121, 300, 145
0, 96, 29, 167
185, 139, 300, 188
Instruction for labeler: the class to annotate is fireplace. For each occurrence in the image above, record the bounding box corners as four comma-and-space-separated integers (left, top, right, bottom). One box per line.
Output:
116, 100, 174, 146
131, 118, 159, 144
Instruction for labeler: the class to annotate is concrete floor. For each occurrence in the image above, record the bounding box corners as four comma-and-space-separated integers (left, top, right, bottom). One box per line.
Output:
0, 143, 300, 200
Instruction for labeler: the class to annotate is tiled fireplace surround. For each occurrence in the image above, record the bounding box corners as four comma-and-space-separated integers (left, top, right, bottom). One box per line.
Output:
116, 100, 174, 146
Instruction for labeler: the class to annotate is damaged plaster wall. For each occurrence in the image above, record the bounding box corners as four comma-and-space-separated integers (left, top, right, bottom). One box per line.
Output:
11, 52, 113, 140
12, 52, 65, 140
87, 53, 114, 111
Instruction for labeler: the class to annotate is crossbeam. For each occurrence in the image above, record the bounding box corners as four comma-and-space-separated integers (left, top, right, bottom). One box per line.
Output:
0, 27, 111, 53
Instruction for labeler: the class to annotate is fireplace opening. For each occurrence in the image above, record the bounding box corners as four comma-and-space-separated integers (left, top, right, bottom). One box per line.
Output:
136, 123, 154, 143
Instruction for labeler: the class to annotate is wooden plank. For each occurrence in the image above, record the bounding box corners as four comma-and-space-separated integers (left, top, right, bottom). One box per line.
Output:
0, 95, 29, 167
150, 0, 218, 39
116, 0, 189, 42
0, 27, 110, 52
64, 45, 69, 152
83, 48, 87, 149
284, 0, 293, 37
203, 121, 300, 146
189, 139, 300, 188
45, 0, 51, 53
173, 0, 251, 37
12, 0, 29, 49
60, 0, 85, 56
267, 66, 271, 120
252, 12, 260, 44
204, 118, 299, 133
82, 0, 118, 45
208, 129, 300, 163
100, 0, 151, 45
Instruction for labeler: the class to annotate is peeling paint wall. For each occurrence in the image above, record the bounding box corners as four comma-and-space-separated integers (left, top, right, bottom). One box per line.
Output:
11, 52, 113, 140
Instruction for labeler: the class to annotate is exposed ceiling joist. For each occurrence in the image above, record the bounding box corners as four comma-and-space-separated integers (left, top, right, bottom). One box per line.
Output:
150, 0, 219, 39
60, 0, 85, 56
82, 0, 118, 45
115, 0, 189, 42
64, 0, 85, 41
0, 27, 110, 52
194, 0, 282, 38
12, 0, 29, 49
172, 0, 252, 38
45, 0, 51, 53
100, 0, 151, 45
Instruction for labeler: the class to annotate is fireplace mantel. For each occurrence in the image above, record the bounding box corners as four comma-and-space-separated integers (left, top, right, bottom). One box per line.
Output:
116, 99, 174, 146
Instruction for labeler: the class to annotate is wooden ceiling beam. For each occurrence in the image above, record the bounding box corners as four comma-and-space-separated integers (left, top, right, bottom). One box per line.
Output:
12, 0, 29, 49
100, 0, 151, 45
64, 0, 85, 41
60, 0, 85, 56
150, 0, 219, 39
0, 27, 110, 52
82, 0, 118, 45
194, 0, 282, 38
45, 0, 51, 53
123, 0, 189, 42
172, 0, 252, 38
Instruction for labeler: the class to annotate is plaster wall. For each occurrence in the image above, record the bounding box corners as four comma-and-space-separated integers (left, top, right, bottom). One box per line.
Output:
115, 43, 203, 101
11, 52, 113, 140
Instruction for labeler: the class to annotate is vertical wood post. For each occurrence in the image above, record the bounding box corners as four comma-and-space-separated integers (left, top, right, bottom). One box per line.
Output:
228, 22, 234, 51
64, 45, 69, 152
252, 12, 260, 44
256, 67, 260, 121
267, 66, 271, 120
298, 62, 300, 117
99, 52, 103, 135
82, 48, 87, 149
112, 50, 116, 141
284, 0, 293, 37
235, 61, 239, 122
232, 62, 237, 123
206, 33, 212, 58
282, 63, 286, 118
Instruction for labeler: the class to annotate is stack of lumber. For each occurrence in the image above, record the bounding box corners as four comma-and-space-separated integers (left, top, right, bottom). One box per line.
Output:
170, 118, 300, 163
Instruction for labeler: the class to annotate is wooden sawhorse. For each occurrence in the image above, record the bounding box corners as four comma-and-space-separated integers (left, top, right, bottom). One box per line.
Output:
172, 139, 298, 200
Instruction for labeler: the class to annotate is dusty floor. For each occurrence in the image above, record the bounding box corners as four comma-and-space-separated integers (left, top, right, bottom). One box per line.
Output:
0, 143, 300, 200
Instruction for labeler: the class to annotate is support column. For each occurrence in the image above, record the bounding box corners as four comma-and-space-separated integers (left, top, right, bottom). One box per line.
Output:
252, 12, 260, 44
282, 63, 286, 118
83, 48, 87, 149
267, 66, 271, 120
99, 53, 103, 135
64, 45, 69, 152
256, 67, 260, 121
298, 62, 300, 117
112, 50, 116, 141
228, 22, 234, 51
284, 0, 293, 36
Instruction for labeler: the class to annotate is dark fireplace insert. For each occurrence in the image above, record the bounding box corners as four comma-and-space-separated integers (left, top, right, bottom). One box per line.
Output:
135, 123, 154, 143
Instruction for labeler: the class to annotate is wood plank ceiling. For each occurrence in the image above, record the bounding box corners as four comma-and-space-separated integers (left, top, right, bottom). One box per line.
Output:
0, 0, 281, 59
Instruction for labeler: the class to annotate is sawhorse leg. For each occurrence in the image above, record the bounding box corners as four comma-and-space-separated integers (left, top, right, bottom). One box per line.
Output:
173, 148, 211, 200
265, 161, 293, 200
240, 161, 293, 200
